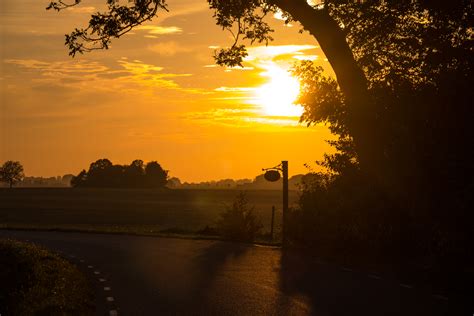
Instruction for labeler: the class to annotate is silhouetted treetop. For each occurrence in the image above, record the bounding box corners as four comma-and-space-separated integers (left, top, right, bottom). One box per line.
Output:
71, 158, 168, 188
89, 158, 112, 172
145, 161, 168, 188
0, 161, 25, 188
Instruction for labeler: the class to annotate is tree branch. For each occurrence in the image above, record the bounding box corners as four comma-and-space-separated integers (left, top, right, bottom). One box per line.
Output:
269, 0, 368, 102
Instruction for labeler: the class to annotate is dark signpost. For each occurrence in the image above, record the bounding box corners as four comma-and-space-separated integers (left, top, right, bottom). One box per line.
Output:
263, 160, 289, 245
282, 161, 288, 245
264, 170, 280, 182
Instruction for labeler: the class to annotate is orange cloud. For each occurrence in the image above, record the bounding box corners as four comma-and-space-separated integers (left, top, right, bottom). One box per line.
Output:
148, 41, 192, 56
135, 25, 183, 35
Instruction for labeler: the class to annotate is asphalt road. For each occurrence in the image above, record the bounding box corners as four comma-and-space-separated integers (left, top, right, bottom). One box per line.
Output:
0, 230, 462, 316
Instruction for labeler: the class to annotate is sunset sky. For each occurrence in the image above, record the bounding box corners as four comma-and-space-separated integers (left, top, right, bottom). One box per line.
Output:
0, 0, 336, 182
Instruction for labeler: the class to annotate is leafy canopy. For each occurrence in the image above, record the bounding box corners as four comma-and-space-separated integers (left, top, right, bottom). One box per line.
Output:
71, 158, 169, 188
0, 161, 25, 187
46, 0, 278, 66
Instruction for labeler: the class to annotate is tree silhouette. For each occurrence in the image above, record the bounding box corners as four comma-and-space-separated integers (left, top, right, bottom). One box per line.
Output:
124, 159, 145, 187
70, 169, 87, 187
289, 40, 473, 282
71, 158, 169, 188
144, 161, 168, 188
0, 161, 25, 188
87, 158, 113, 187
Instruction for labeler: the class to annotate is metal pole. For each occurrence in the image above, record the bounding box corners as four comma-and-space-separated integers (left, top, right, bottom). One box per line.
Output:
282, 160, 288, 245
270, 205, 275, 241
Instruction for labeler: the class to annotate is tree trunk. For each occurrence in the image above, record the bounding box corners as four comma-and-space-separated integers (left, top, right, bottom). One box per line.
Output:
271, 0, 368, 103
9, 180, 12, 189
270, 0, 383, 179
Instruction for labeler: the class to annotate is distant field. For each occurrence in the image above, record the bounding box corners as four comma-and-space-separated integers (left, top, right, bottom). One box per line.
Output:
0, 188, 299, 236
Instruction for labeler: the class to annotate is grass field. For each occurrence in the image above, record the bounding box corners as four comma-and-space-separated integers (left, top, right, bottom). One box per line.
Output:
0, 188, 299, 237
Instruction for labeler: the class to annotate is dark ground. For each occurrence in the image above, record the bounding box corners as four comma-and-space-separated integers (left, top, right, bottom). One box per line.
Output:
0, 230, 464, 316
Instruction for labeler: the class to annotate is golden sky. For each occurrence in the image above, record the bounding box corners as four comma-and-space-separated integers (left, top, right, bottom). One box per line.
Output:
0, 0, 336, 182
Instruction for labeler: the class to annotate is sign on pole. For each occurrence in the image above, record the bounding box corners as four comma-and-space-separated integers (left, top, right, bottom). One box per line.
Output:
262, 160, 288, 245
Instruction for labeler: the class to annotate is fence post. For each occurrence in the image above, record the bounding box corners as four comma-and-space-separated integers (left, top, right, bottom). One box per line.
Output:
282, 160, 288, 246
270, 205, 275, 241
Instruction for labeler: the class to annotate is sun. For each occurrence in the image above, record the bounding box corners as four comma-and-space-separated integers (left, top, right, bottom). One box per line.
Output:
255, 65, 303, 117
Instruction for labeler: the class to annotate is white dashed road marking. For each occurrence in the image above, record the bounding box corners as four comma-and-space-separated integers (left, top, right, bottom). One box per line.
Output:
81, 264, 118, 312
400, 283, 413, 289
341, 267, 353, 272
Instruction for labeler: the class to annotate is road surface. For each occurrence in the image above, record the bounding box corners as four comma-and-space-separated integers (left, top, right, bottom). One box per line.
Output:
0, 230, 461, 315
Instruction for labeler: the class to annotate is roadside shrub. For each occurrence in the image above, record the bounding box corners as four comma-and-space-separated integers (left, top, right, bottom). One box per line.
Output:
0, 239, 94, 315
289, 169, 473, 271
217, 192, 263, 242
288, 172, 407, 259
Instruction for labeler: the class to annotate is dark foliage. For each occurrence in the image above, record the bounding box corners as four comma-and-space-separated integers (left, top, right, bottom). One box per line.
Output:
288, 2, 474, 289
0, 161, 25, 188
0, 239, 93, 315
145, 161, 168, 188
217, 192, 263, 242
47, 0, 168, 56
71, 158, 168, 188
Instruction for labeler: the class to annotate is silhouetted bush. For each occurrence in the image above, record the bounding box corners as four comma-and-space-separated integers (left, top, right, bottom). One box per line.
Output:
217, 192, 263, 242
289, 173, 401, 256
288, 167, 473, 276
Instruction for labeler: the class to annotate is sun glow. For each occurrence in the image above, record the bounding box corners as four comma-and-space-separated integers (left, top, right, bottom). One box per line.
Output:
255, 65, 303, 117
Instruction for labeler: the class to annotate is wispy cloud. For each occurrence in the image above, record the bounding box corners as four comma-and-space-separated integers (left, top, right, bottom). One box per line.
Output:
245, 45, 318, 62
135, 25, 183, 36
4, 58, 199, 94
186, 107, 301, 128
147, 41, 192, 56
214, 87, 256, 92
65, 6, 96, 14
293, 55, 318, 61
225, 66, 254, 71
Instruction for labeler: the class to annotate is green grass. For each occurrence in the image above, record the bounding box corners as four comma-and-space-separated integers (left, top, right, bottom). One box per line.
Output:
0, 239, 94, 315
0, 188, 298, 237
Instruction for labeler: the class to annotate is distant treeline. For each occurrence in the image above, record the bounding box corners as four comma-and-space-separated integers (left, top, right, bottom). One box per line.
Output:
20, 175, 74, 188
168, 174, 315, 190
0, 175, 74, 188
71, 159, 168, 188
